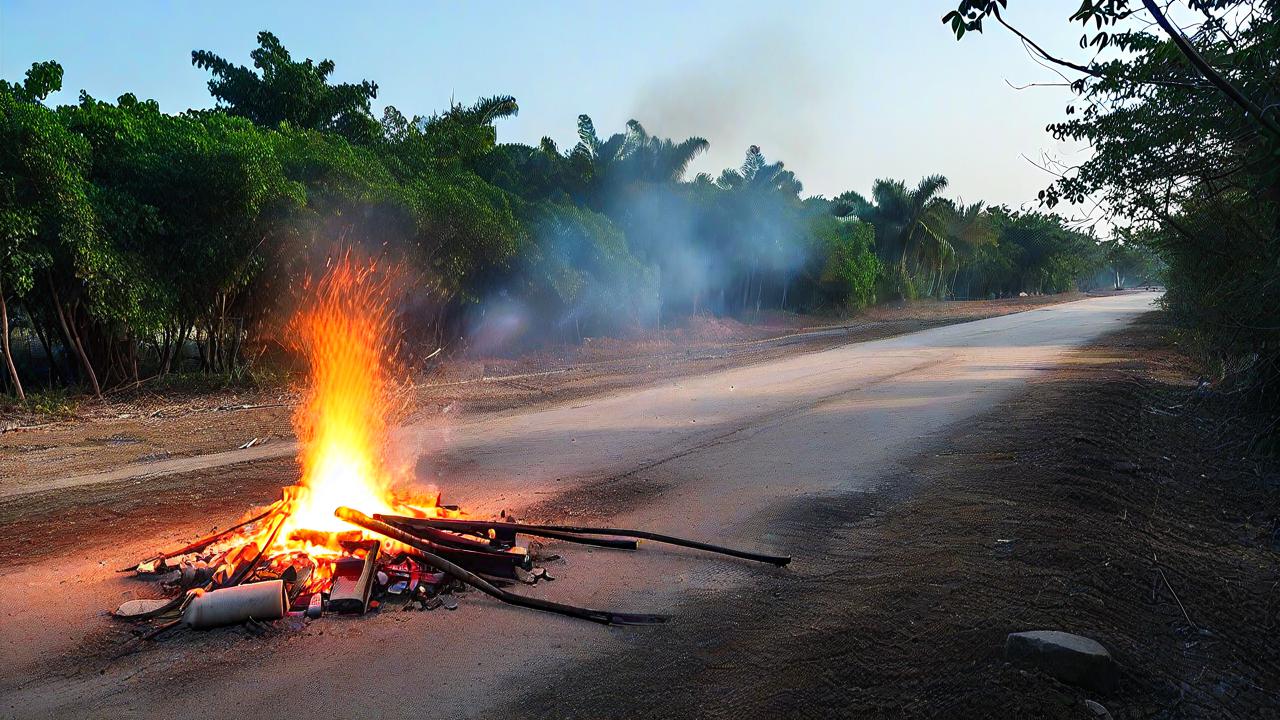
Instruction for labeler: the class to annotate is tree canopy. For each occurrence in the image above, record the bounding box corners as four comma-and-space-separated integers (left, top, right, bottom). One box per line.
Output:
0, 31, 1108, 400
943, 1, 1277, 411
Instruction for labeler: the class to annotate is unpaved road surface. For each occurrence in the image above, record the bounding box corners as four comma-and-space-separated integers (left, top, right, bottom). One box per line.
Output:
0, 293, 1158, 719
0, 293, 1084, 497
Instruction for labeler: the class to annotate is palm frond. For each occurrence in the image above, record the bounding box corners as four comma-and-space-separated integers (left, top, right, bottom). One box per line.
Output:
461, 95, 519, 125
576, 114, 600, 156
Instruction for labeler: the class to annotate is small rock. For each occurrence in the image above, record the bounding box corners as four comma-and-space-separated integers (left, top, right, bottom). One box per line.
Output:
514, 567, 537, 585
1006, 630, 1117, 692
440, 593, 459, 611
113, 598, 174, 619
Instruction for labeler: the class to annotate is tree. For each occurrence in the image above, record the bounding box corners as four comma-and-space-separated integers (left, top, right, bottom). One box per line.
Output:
1102, 237, 1160, 290
0, 63, 98, 397
58, 92, 305, 380
933, 200, 996, 298
847, 175, 952, 299
943, 0, 1280, 414
564, 116, 707, 208
192, 31, 381, 144
714, 146, 808, 313
808, 215, 880, 310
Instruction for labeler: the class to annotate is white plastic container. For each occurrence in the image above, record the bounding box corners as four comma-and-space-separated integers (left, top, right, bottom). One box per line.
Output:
181, 580, 288, 629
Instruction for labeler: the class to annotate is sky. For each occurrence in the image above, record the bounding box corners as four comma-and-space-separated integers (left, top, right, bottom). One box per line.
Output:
0, 1, 1090, 209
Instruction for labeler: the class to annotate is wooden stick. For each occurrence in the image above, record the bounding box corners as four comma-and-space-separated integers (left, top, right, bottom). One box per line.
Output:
1158, 566, 1198, 632
224, 513, 286, 587
382, 515, 791, 566
120, 508, 275, 572
337, 508, 666, 626
376, 514, 638, 551
378, 519, 524, 553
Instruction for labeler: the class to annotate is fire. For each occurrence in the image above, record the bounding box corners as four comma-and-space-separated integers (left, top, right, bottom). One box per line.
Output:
275, 256, 404, 550
208, 254, 456, 575
162, 253, 460, 595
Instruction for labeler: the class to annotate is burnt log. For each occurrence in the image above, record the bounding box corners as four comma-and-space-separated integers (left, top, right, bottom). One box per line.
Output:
336, 508, 667, 626
378, 516, 790, 566
376, 514, 638, 551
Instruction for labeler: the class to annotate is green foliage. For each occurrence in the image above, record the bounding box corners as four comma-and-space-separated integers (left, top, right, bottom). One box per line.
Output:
20, 386, 79, 418
0, 64, 93, 298
521, 202, 656, 332
933, 207, 1102, 299
1100, 234, 1162, 290
192, 31, 381, 144
944, 0, 1280, 424
810, 216, 880, 309
0, 31, 1105, 395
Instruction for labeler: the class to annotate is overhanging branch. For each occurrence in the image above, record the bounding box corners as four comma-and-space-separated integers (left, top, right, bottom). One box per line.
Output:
1140, 0, 1280, 139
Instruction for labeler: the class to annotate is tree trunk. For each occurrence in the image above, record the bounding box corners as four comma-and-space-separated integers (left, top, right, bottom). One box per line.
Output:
0, 278, 25, 401
218, 293, 233, 372
127, 331, 140, 386
197, 324, 209, 373
227, 316, 243, 373
171, 324, 191, 374
26, 305, 64, 387
157, 326, 173, 377
49, 281, 100, 398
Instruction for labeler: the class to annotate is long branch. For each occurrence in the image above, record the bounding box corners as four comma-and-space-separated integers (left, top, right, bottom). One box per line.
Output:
993, 8, 1099, 78
1140, 0, 1280, 139
389, 515, 793, 567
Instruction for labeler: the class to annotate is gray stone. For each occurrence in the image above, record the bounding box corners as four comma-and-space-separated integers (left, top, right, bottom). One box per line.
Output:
1005, 630, 1117, 692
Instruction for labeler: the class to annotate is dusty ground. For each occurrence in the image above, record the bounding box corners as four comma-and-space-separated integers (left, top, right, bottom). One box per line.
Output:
0, 294, 1081, 493
504, 314, 1280, 719
5, 293, 1260, 719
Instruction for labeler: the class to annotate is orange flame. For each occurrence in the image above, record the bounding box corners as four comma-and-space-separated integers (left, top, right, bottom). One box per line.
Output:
274, 255, 402, 550
201, 253, 456, 585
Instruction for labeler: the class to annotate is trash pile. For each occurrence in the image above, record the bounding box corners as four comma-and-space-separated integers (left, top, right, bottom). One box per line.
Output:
115, 501, 791, 639
110, 256, 789, 641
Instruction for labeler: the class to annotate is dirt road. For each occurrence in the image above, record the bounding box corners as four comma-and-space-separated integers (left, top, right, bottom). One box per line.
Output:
0, 293, 1082, 498
0, 293, 1159, 719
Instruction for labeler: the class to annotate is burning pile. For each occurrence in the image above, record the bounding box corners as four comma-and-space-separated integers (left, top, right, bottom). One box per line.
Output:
116, 255, 788, 637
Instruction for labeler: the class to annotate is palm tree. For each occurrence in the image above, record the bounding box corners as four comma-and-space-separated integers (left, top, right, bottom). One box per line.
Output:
569, 116, 709, 205
382, 95, 521, 176
715, 146, 807, 312
935, 200, 995, 298
849, 175, 951, 298
715, 145, 803, 196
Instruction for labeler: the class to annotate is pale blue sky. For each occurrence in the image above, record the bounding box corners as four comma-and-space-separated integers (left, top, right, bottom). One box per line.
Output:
1, 1, 1088, 207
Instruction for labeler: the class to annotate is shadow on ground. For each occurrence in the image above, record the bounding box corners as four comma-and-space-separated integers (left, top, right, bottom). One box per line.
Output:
502, 313, 1280, 719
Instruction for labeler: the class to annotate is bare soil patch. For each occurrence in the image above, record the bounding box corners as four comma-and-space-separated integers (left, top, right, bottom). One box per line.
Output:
0, 457, 298, 570
504, 313, 1280, 719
